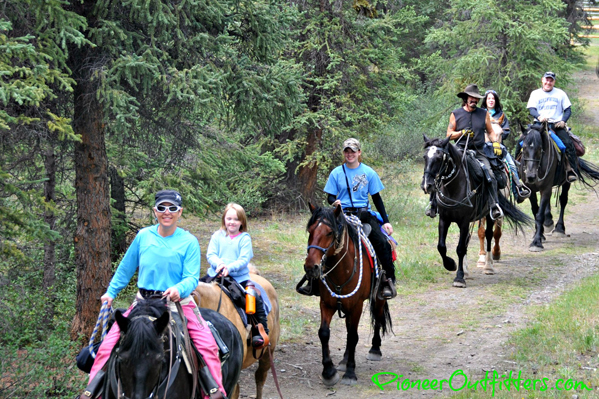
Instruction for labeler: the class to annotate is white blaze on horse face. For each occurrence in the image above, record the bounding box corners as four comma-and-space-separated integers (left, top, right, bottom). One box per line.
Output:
427, 146, 438, 159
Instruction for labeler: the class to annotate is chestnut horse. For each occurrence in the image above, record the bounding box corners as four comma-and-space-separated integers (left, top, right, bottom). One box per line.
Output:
304, 204, 392, 386
194, 271, 280, 399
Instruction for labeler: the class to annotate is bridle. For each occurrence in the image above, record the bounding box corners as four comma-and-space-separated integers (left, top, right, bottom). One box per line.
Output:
111, 315, 176, 399
521, 127, 552, 184
425, 144, 479, 209
306, 217, 348, 279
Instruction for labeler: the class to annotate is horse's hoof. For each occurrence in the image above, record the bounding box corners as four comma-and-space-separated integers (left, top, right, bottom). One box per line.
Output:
476, 255, 486, 268
492, 253, 500, 261
367, 351, 382, 361
483, 267, 495, 275
337, 361, 346, 372
322, 372, 340, 387
551, 229, 567, 238
452, 280, 466, 288
443, 260, 457, 272
529, 245, 544, 252
341, 377, 358, 386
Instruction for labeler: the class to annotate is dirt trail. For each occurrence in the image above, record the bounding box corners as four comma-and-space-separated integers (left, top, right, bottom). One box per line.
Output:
236, 70, 599, 398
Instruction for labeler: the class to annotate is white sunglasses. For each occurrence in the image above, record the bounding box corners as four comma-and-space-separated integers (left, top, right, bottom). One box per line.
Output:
155, 205, 181, 213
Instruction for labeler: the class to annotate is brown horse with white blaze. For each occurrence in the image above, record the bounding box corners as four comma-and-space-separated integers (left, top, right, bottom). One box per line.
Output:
304, 203, 392, 386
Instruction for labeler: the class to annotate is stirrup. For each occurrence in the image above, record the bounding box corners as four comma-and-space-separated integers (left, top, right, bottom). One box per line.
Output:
567, 170, 578, 183
516, 184, 531, 200
490, 204, 503, 221
252, 323, 269, 350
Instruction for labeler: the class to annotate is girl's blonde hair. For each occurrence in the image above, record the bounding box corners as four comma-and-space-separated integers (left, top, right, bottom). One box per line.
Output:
221, 203, 248, 233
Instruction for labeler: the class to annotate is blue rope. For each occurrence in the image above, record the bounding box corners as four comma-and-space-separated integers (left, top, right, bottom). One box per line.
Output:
88, 301, 112, 359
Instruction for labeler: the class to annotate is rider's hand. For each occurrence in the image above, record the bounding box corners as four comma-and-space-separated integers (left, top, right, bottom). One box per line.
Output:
538, 116, 548, 122
555, 121, 566, 129
163, 286, 181, 302
100, 294, 113, 308
493, 142, 502, 156
215, 263, 229, 277
461, 129, 474, 138
332, 200, 341, 208
382, 223, 393, 236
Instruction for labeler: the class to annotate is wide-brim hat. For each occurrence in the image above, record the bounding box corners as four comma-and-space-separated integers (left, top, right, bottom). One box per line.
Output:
457, 84, 485, 100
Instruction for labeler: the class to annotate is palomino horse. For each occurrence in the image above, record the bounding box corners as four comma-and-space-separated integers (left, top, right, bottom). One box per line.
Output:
304, 204, 392, 386
518, 123, 599, 251
194, 272, 280, 399
104, 298, 242, 399
422, 135, 531, 287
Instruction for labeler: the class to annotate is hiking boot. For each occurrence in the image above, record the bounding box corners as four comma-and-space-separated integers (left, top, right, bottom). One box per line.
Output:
381, 286, 394, 300
252, 323, 269, 349
516, 184, 531, 204
378, 279, 397, 300
295, 275, 320, 296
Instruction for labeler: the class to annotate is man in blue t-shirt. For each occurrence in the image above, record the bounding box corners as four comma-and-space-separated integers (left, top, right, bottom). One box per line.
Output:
298, 138, 396, 299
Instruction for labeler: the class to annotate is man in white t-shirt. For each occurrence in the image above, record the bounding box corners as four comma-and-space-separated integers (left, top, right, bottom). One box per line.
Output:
526, 71, 578, 182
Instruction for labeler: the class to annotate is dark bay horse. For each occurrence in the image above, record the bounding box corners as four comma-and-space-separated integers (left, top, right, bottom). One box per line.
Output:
104, 298, 242, 399
304, 204, 392, 386
518, 124, 599, 251
421, 135, 531, 287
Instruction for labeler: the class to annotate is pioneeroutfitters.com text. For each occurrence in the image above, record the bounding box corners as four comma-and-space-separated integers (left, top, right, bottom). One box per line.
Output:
372, 370, 591, 396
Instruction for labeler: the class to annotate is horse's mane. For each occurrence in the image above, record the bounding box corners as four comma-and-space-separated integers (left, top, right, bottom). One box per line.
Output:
120, 299, 168, 356
307, 206, 359, 248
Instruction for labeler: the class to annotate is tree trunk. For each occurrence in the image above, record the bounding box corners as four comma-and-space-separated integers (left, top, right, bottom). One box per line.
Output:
296, 127, 323, 204
42, 142, 56, 327
109, 164, 128, 261
70, 57, 113, 340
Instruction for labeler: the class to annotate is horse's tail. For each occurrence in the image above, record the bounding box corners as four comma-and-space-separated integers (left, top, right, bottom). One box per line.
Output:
578, 158, 599, 189
498, 192, 533, 232
370, 297, 393, 337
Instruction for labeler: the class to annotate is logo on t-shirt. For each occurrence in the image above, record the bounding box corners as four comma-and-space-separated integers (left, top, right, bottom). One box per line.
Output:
352, 174, 368, 192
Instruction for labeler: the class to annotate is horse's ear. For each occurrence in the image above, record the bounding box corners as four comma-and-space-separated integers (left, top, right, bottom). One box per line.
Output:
309, 202, 317, 214
153, 311, 170, 335
115, 309, 130, 334
423, 133, 429, 143
333, 203, 342, 218
441, 136, 451, 147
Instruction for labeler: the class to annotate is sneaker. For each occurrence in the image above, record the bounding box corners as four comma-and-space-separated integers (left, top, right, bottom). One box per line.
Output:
252, 335, 265, 348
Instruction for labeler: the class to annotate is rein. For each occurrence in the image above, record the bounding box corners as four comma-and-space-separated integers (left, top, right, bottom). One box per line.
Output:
431, 146, 480, 209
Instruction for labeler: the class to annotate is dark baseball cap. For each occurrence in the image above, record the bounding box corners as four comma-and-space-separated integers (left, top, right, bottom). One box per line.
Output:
543, 71, 556, 80
154, 190, 182, 207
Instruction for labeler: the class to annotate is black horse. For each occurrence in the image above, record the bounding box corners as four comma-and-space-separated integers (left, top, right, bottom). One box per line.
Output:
518, 123, 599, 251
103, 299, 242, 399
421, 135, 531, 287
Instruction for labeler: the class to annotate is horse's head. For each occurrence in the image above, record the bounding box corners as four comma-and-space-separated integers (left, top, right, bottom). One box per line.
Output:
114, 299, 170, 399
520, 125, 544, 184
421, 134, 452, 194
304, 203, 344, 279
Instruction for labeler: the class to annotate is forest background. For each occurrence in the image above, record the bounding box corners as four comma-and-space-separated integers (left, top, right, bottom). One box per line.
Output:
1, 0, 597, 396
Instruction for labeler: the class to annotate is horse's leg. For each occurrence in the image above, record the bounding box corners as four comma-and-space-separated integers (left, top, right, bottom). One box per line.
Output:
367, 297, 388, 361
229, 384, 240, 399
477, 218, 487, 267
254, 343, 273, 399
552, 183, 570, 237
340, 303, 364, 385
544, 202, 554, 230
319, 304, 340, 387
492, 218, 502, 261
483, 215, 495, 275
530, 190, 551, 251
438, 218, 456, 272
453, 222, 470, 288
